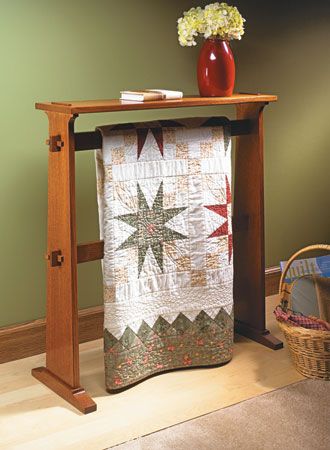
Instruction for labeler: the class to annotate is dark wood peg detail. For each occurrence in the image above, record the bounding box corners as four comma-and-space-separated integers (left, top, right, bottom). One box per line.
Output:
47, 250, 64, 267
46, 135, 64, 152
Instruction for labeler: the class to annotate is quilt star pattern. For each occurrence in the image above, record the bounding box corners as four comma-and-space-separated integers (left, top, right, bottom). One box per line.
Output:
115, 181, 188, 275
96, 117, 234, 391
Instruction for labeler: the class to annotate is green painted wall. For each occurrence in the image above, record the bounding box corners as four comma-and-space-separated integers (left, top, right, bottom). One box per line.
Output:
0, 0, 329, 327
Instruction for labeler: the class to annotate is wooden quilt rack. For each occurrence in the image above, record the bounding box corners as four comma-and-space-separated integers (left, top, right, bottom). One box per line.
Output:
32, 94, 283, 414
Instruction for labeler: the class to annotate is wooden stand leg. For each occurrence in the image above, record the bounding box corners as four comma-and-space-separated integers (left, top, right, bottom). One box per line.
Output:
31, 112, 97, 414
32, 367, 96, 414
233, 103, 283, 350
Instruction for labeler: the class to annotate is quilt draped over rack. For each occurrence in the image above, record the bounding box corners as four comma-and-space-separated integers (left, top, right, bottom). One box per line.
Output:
96, 117, 234, 390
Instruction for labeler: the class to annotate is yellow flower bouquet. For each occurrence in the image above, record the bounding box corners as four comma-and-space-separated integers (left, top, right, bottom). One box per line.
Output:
177, 2, 245, 47
177, 2, 246, 97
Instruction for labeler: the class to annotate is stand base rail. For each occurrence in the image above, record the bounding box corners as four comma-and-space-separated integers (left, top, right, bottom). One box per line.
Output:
32, 367, 97, 414
235, 320, 283, 350
34, 94, 280, 414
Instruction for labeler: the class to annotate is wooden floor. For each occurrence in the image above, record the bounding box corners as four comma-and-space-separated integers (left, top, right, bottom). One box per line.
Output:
0, 296, 303, 450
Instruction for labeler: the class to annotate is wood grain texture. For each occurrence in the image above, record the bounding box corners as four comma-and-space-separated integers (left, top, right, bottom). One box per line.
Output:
0, 270, 279, 365
0, 318, 45, 364
234, 103, 266, 330
31, 367, 97, 414
0, 306, 103, 364
233, 103, 282, 350
35, 94, 277, 114
32, 95, 280, 413
0, 296, 303, 450
43, 112, 79, 387
32, 111, 96, 413
77, 241, 104, 264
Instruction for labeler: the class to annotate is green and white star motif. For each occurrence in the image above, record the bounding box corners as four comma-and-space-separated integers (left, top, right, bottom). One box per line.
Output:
115, 182, 187, 276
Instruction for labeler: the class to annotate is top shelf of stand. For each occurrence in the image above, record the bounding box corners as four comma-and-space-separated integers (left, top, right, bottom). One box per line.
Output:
35, 93, 277, 115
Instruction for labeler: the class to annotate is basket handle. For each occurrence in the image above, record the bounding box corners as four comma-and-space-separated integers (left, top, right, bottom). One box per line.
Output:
279, 244, 330, 296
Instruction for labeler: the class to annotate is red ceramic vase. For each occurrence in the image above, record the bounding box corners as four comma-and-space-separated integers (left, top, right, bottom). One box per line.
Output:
197, 38, 235, 97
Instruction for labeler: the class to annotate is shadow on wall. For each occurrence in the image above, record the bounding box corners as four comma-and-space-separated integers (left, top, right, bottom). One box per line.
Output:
233, 0, 330, 265
0, 0, 329, 328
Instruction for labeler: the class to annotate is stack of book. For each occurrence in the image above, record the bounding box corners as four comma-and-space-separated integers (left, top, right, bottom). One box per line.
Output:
120, 89, 183, 102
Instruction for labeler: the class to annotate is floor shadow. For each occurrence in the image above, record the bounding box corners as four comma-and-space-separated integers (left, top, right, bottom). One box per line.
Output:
1, 296, 301, 419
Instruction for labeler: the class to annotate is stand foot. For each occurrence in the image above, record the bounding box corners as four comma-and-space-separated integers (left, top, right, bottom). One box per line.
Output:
32, 367, 97, 414
235, 321, 283, 350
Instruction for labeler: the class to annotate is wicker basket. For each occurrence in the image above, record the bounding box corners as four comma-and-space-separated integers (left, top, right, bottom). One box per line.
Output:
277, 244, 330, 380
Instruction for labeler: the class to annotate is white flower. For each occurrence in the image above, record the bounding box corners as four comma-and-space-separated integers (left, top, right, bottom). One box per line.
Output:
177, 2, 245, 46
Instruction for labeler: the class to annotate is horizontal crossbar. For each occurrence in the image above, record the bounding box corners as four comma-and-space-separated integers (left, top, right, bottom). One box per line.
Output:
77, 240, 104, 263
76, 215, 249, 264
74, 119, 252, 151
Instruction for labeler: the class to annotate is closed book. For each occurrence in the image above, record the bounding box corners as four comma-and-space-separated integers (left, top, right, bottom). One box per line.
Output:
120, 89, 183, 102
148, 89, 183, 100
120, 90, 165, 102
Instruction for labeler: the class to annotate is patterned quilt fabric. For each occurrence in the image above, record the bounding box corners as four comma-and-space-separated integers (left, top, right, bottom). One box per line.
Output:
96, 117, 234, 391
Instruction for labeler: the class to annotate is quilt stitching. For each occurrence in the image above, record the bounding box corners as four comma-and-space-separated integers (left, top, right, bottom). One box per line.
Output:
96, 118, 234, 390
115, 181, 188, 276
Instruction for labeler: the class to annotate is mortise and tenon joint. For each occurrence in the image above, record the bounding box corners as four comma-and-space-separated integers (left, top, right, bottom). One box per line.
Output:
45, 250, 64, 267
46, 135, 64, 152
33, 94, 281, 415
